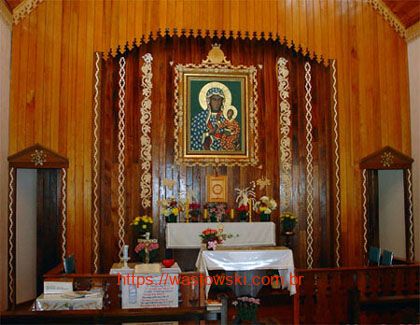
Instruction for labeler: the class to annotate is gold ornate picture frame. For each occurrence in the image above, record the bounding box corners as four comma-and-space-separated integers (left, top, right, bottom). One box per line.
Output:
206, 175, 228, 203
174, 45, 259, 166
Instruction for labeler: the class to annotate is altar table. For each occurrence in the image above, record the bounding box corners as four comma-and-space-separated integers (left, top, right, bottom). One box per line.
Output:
166, 222, 276, 248
195, 247, 296, 297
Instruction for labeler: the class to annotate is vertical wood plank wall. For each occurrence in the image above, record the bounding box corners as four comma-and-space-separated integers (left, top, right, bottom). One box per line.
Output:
7, 0, 411, 272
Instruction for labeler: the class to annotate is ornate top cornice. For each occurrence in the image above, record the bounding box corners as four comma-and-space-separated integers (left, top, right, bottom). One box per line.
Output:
12, 0, 43, 25
367, 0, 407, 40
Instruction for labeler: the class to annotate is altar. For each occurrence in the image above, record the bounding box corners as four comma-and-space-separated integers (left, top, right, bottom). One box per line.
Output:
195, 247, 296, 298
165, 222, 276, 249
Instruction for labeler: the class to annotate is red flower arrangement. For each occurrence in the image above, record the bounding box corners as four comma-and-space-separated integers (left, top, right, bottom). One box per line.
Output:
199, 228, 234, 250
188, 202, 201, 222
236, 204, 249, 221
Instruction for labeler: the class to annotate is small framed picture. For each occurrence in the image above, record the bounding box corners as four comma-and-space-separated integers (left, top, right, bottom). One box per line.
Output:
206, 175, 228, 202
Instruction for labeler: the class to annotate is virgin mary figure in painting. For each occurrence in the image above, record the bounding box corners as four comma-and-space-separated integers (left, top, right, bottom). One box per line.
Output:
191, 82, 240, 152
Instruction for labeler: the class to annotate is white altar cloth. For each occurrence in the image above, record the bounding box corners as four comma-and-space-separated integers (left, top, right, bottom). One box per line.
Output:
166, 222, 276, 248
195, 248, 296, 297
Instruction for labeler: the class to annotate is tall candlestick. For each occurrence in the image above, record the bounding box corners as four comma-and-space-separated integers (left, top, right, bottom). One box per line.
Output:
185, 200, 190, 223
123, 245, 129, 259
203, 208, 208, 221
249, 199, 252, 222
230, 208, 235, 221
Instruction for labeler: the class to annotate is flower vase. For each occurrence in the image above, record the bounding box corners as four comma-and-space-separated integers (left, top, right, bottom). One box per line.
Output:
166, 214, 177, 223
260, 213, 271, 222
210, 215, 218, 223
239, 213, 248, 222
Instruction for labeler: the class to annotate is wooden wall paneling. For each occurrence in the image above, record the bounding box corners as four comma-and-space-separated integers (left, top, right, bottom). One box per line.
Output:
43, 1, 53, 148
17, 16, 28, 151
6, 0, 413, 271
50, 1, 62, 152
98, 36, 334, 269
74, 0, 87, 272
348, 0, 361, 263
397, 36, 410, 154
83, 0, 95, 273
24, 9, 36, 149
58, 0, 69, 156
8, 16, 19, 155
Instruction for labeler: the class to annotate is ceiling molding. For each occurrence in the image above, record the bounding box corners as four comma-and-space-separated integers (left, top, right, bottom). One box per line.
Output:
0, 0, 12, 27
406, 21, 420, 42
12, 0, 42, 25
367, 0, 407, 40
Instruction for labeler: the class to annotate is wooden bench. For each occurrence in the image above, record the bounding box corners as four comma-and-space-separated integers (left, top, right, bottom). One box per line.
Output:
296, 264, 420, 324
1, 265, 230, 324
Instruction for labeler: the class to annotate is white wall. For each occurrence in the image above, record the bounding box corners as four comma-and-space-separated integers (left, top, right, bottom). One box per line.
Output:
0, 2, 12, 310
16, 169, 38, 304
378, 170, 406, 259
408, 36, 420, 262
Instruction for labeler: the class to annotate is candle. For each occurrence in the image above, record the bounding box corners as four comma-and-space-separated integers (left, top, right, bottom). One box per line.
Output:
249, 199, 252, 222
123, 245, 129, 260
203, 208, 208, 221
185, 200, 190, 223
230, 208, 235, 221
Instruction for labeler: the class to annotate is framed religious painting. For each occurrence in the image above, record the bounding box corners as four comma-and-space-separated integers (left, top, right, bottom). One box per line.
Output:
174, 45, 259, 166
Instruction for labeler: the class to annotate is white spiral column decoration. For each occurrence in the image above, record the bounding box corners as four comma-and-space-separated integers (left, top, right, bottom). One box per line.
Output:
92, 52, 101, 273
140, 53, 153, 210
332, 60, 341, 267
277, 57, 292, 211
407, 169, 414, 261
304, 62, 314, 269
8, 167, 15, 306
117, 56, 127, 259
61, 168, 67, 262
362, 169, 368, 257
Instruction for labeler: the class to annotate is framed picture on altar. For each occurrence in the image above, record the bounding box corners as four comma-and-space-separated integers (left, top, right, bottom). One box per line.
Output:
173, 45, 259, 166
206, 175, 227, 203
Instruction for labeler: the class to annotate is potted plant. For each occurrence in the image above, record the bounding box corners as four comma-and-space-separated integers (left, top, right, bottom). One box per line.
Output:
254, 196, 277, 222
236, 204, 249, 222
130, 215, 153, 239
134, 240, 159, 263
232, 296, 260, 323
280, 211, 297, 233
161, 197, 180, 223
205, 203, 227, 223
188, 202, 201, 222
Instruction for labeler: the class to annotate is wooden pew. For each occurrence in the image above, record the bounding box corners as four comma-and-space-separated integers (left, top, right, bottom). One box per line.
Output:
295, 264, 420, 324
2, 266, 216, 324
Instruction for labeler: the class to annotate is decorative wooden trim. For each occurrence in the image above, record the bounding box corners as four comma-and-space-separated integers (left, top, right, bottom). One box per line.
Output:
304, 61, 314, 269
0, 0, 12, 26
7, 167, 16, 308
406, 21, 420, 42
362, 169, 368, 258
92, 52, 101, 273
367, 0, 406, 39
104, 29, 330, 65
406, 169, 414, 261
277, 57, 292, 211
12, 0, 43, 25
61, 168, 67, 262
8, 143, 69, 169
139, 53, 153, 210
359, 146, 413, 170
117, 56, 127, 259
331, 60, 341, 267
